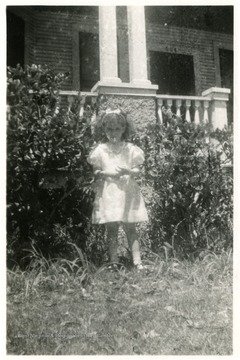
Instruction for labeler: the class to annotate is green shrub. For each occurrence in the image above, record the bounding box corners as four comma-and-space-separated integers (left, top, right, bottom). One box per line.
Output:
7, 64, 233, 266
133, 110, 233, 258
7, 64, 95, 268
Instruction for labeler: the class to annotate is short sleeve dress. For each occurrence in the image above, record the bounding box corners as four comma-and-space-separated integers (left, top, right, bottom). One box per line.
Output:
87, 142, 149, 224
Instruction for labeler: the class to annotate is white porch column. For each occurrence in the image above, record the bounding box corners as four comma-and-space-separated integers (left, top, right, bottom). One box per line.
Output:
202, 87, 230, 130
98, 6, 121, 84
202, 87, 232, 169
127, 6, 151, 86
92, 5, 157, 94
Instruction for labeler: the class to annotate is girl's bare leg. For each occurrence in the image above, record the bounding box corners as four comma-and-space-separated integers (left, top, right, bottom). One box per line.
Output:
123, 223, 142, 266
106, 222, 119, 263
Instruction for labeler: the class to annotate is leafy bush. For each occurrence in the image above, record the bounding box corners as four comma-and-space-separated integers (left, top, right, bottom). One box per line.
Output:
7, 64, 233, 266
133, 110, 233, 258
7, 64, 95, 268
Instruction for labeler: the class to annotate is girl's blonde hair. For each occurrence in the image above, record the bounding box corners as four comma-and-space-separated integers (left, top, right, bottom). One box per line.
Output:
93, 108, 135, 142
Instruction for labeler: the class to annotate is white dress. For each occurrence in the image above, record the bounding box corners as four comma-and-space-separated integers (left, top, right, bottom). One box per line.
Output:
87, 142, 149, 224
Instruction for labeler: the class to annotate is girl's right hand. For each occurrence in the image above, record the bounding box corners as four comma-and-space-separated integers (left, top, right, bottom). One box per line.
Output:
101, 169, 120, 178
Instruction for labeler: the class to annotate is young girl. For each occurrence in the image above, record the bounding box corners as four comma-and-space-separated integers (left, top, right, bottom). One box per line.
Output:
87, 108, 148, 270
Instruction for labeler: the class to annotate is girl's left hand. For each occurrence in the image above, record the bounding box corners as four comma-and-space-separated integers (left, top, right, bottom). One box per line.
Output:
116, 166, 131, 176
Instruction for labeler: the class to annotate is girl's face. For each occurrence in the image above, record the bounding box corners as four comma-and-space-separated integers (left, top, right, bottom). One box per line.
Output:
105, 121, 126, 144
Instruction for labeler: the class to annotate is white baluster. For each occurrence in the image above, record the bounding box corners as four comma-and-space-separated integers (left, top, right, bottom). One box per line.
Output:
176, 99, 182, 118
166, 99, 173, 126
91, 96, 97, 108
79, 95, 86, 119
157, 98, 163, 124
67, 95, 74, 114
90, 111, 97, 134
185, 100, 191, 122
203, 100, 209, 124
194, 100, 200, 125
166, 99, 173, 113
90, 96, 97, 133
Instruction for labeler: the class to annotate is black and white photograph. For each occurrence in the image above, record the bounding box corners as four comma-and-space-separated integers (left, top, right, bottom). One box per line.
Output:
3, 1, 238, 357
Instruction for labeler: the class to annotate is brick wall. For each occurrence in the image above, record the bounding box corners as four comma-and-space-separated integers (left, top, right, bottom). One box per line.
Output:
8, 7, 233, 96
146, 23, 233, 95
33, 11, 99, 90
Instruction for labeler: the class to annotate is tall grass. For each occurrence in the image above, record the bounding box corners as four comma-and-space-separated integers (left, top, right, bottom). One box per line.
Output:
7, 247, 232, 355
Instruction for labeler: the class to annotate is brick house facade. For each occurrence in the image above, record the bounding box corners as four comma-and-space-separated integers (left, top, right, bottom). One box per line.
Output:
7, 6, 233, 127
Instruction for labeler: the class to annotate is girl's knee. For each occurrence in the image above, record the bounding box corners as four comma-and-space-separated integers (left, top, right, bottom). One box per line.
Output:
106, 222, 119, 234
123, 223, 137, 236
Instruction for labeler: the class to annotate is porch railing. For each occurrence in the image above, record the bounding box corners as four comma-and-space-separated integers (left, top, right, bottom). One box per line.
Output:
156, 95, 211, 125
59, 90, 98, 118
59, 87, 231, 130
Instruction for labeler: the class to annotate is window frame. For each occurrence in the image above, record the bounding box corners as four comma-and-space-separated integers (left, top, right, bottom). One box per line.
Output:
7, 9, 30, 67
72, 22, 99, 91
213, 40, 233, 87
147, 43, 200, 95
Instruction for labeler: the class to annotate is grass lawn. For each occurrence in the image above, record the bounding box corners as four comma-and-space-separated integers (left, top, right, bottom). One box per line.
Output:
7, 249, 232, 355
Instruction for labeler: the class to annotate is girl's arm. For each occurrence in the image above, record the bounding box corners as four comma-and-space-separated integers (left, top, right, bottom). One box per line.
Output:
129, 167, 141, 176
93, 167, 102, 178
93, 167, 121, 178
116, 165, 141, 177
94, 166, 141, 178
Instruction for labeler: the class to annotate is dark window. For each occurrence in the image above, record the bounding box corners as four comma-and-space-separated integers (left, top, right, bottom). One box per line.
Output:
219, 49, 233, 89
7, 11, 25, 67
219, 48, 233, 125
150, 51, 195, 95
79, 32, 100, 91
